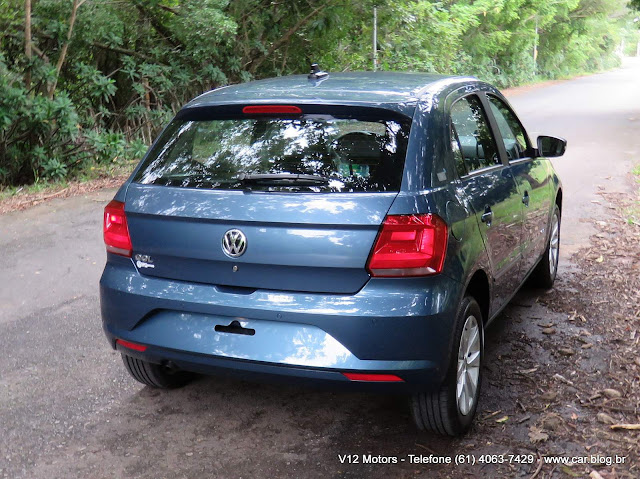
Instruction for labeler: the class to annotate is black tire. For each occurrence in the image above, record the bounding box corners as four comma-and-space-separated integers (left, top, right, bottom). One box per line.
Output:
411, 296, 483, 436
121, 354, 193, 388
531, 205, 561, 289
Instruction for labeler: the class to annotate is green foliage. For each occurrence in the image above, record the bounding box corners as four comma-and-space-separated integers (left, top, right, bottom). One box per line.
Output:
0, 55, 82, 185
0, 0, 636, 187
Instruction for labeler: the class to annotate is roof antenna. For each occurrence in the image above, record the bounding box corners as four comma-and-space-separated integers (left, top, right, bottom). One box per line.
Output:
308, 63, 329, 83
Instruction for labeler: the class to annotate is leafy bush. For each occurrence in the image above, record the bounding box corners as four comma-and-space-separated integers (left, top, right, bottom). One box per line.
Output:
0, 56, 83, 185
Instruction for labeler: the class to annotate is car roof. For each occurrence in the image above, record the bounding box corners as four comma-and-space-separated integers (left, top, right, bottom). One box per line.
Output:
183, 72, 479, 116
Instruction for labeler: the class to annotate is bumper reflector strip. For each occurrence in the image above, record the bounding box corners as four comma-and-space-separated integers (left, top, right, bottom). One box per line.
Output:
116, 339, 147, 352
342, 373, 404, 382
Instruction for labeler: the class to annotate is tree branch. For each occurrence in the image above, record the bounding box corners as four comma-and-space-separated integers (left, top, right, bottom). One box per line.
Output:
159, 4, 180, 16
134, 1, 184, 50
248, 4, 326, 74
31, 44, 50, 63
93, 42, 149, 60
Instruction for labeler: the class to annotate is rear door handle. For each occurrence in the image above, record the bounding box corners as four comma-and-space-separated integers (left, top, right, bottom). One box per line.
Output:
522, 191, 530, 207
481, 208, 493, 225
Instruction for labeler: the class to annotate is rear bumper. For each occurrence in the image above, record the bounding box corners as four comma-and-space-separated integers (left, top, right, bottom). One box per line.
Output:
100, 256, 464, 390
109, 339, 442, 393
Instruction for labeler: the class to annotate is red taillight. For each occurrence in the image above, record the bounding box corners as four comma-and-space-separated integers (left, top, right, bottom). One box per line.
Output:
103, 200, 132, 257
366, 214, 448, 277
242, 105, 302, 115
116, 339, 147, 352
342, 373, 404, 382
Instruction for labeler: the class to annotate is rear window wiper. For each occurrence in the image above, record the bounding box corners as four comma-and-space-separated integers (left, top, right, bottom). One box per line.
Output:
159, 173, 236, 186
237, 173, 330, 186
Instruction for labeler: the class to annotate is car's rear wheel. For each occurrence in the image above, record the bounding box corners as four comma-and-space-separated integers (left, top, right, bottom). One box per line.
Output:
121, 354, 193, 388
531, 205, 560, 289
410, 296, 483, 436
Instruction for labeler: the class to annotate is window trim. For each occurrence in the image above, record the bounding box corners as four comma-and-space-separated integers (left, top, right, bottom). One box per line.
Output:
457, 162, 506, 181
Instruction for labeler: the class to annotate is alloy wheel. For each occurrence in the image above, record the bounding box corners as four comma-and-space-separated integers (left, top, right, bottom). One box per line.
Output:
456, 315, 481, 416
549, 214, 560, 278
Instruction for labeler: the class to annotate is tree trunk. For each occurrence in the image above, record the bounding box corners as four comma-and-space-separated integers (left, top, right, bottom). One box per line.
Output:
142, 76, 152, 144
24, 0, 32, 89
48, 0, 85, 99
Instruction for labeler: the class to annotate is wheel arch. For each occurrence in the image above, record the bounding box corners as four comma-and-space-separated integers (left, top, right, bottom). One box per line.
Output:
464, 269, 490, 327
555, 187, 563, 215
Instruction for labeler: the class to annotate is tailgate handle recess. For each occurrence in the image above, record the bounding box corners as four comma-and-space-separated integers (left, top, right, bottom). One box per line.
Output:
215, 320, 255, 336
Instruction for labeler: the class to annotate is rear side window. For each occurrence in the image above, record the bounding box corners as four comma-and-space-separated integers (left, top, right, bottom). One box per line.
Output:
487, 95, 529, 160
134, 115, 410, 192
450, 95, 500, 175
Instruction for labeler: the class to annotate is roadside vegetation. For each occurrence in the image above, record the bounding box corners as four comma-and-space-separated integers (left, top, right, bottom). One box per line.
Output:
625, 164, 640, 226
1, 0, 639, 190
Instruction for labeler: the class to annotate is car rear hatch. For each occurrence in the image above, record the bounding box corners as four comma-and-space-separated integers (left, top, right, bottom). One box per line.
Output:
123, 105, 411, 294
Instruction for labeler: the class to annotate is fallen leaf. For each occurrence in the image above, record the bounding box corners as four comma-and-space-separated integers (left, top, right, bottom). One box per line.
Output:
610, 423, 640, 430
602, 388, 622, 399
538, 322, 554, 328
541, 413, 564, 431
495, 416, 509, 423
562, 465, 582, 477
540, 391, 558, 401
595, 255, 604, 263
597, 412, 616, 425
542, 327, 556, 335
528, 426, 549, 443
558, 348, 575, 356
589, 471, 605, 479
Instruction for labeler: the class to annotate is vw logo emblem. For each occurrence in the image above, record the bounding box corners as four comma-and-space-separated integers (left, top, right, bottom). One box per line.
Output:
222, 229, 247, 258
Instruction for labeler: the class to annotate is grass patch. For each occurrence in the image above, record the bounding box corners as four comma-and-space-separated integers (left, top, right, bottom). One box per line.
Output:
0, 159, 137, 203
625, 164, 640, 226
0, 180, 68, 202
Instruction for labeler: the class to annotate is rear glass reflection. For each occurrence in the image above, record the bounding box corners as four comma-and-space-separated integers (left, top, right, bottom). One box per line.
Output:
135, 116, 410, 192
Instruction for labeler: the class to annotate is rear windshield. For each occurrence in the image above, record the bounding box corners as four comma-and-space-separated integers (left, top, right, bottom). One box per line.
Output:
134, 114, 410, 192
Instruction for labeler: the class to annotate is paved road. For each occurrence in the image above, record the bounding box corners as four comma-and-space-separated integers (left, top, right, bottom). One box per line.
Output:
506, 57, 640, 257
1, 59, 639, 479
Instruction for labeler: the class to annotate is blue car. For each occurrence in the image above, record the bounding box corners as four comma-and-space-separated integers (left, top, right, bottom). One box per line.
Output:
100, 68, 565, 435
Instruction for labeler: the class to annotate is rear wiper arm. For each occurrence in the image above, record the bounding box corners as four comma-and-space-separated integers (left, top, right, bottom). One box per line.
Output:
237, 173, 329, 186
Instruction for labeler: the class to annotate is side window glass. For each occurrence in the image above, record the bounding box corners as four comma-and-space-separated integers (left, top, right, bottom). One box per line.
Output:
450, 95, 500, 174
487, 96, 528, 160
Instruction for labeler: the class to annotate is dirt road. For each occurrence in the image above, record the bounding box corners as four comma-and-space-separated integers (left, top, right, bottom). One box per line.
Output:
1, 59, 639, 479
